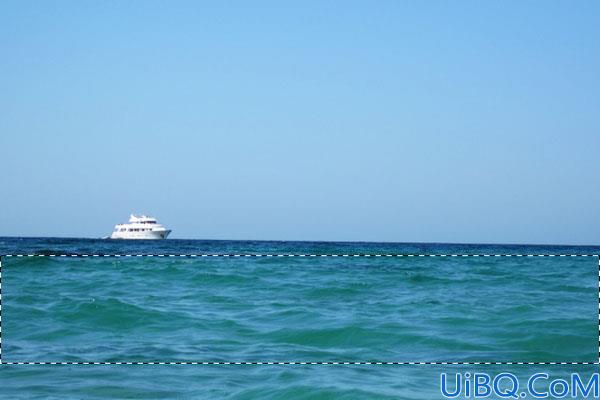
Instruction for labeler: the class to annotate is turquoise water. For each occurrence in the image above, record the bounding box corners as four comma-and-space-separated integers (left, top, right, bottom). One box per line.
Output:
0, 238, 598, 399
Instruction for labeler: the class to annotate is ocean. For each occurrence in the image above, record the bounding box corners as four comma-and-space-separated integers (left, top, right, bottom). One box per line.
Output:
0, 238, 598, 399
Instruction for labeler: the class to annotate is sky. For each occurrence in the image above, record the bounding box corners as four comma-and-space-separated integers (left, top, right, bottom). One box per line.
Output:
1, 1, 599, 244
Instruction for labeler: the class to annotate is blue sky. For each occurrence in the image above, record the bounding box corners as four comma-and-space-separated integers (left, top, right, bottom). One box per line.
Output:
1, 1, 599, 244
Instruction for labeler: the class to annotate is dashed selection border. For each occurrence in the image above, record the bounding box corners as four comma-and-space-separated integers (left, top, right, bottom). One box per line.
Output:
0, 253, 598, 366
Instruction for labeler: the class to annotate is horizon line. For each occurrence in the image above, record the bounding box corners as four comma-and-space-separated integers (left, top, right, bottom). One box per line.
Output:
0, 235, 599, 248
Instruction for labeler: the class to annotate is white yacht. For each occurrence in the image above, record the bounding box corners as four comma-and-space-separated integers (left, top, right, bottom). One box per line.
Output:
110, 214, 171, 239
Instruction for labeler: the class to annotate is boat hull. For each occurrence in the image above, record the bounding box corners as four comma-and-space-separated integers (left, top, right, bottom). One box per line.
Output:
109, 229, 171, 240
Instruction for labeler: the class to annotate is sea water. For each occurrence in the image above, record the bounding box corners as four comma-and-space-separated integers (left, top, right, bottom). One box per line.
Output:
0, 238, 598, 399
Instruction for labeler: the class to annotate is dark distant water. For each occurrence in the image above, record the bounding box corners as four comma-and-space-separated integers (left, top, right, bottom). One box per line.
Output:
0, 238, 599, 399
